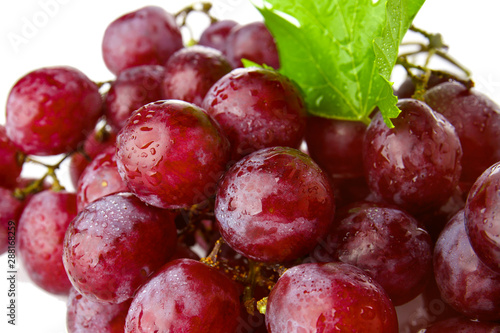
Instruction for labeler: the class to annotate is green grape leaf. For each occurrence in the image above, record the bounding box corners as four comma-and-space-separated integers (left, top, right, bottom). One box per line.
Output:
255, 0, 425, 127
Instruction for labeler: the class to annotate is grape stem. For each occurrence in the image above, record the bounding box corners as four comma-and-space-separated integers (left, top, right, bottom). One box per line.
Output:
174, 1, 216, 25
14, 153, 72, 199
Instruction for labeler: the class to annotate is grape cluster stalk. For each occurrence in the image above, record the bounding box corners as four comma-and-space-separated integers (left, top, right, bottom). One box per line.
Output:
2, 2, 500, 333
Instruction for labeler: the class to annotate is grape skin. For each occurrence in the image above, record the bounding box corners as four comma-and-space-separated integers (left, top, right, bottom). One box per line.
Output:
76, 146, 129, 212
69, 127, 118, 188
125, 259, 241, 333
225, 22, 280, 69
424, 82, 500, 185
0, 125, 22, 188
434, 210, 500, 321
104, 65, 166, 132
465, 161, 500, 273
162, 45, 233, 107
215, 146, 335, 263
421, 316, 500, 332
266, 262, 398, 332
18, 190, 77, 295
0, 186, 25, 255
311, 202, 433, 306
63, 193, 177, 304
101, 6, 183, 75
198, 20, 239, 56
362, 99, 462, 214
115, 100, 231, 209
202, 67, 307, 160
67, 287, 131, 333
5, 66, 103, 156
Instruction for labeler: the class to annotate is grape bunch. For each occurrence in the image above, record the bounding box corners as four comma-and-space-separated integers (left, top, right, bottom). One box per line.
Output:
2, 2, 500, 333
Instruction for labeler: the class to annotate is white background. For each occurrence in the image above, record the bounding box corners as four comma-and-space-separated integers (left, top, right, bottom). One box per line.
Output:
0, 0, 499, 332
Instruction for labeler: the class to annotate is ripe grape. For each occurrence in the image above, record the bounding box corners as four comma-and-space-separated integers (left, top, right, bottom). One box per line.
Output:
0, 125, 22, 188
424, 82, 500, 185
17, 190, 77, 294
421, 316, 500, 332
67, 287, 131, 333
104, 65, 166, 132
265, 262, 398, 332
162, 45, 232, 107
465, 161, 500, 273
202, 67, 307, 160
225, 22, 280, 69
69, 126, 117, 188
433, 210, 500, 321
215, 146, 335, 263
0, 186, 25, 254
198, 20, 239, 55
63, 193, 177, 303
5, 66, 103, 156
124, 258, 241, 333
311, 202, 433, 305
76, 146, 129, 211
305, 117, 367, 178
115, 100, 231, 209
363, 99, 462, 213
102, 6, 183, 75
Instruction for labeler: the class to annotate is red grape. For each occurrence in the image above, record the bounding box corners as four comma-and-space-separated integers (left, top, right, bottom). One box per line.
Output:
433, 210, 500, 321
225, 22, 280, 69
421, 316, 500, 332
18, 190, 77, 294
265, 262, 398, 332
76, 146, 129, 211
363, 99, 462, 214
63, 193, 177, 303
311, 202, 433, 305
162, 45, 232, 107
0, 125, 22, 188
69, 126, 117, 188
305, 117, 367, 178
125, 258, 241, 333
215, 146, 335, 263
424, 82, 500, 185
198, 20, 239, 55
67, 287, 131, 333
5, 66, 103, 156
0, 186, 25, 255
115, 100, 230, 209
202, 67, 307, 160
104, 65, 166, 132
465, 161, 500, 273
102, 6, 183, 75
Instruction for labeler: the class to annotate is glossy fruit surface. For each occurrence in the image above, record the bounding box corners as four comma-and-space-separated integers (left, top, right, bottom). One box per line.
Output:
0, 125, 22, 188
202, 67, 307, 160
215, 146, 335, 263
104, 65, 166, 132
465, 161, 500, 273
162, 45, 232, 106
6, 66, 102, 156
313, 202, 433, 305
102, 6, 183, 74
76, 146, 129, 211
363, 98, 462, 213
115, 100, 231, 209
125, 259, 241, 333
266, 262, 398, 333
434, 210, 500, 321
18, 190, 77, 294
425, 82, 500, 184
225, 22, 280, 69
63, 193, 177, 303
67, 287, 131, 333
